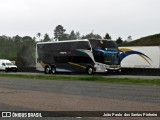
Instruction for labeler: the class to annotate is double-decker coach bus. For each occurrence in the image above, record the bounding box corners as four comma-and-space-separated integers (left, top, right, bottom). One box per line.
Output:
36, 39, 121, 75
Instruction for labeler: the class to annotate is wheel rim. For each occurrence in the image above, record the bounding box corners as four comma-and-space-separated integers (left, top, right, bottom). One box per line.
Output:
46, 67, 50, 74
88, 67, 93, 75
52, 67, 55, 74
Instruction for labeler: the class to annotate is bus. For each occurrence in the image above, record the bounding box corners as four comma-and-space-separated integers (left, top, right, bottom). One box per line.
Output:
36, 39, 121, 75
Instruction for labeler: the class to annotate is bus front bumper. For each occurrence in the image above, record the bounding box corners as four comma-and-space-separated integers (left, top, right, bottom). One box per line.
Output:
94, 64, 121, 73
106, 68, 121, 72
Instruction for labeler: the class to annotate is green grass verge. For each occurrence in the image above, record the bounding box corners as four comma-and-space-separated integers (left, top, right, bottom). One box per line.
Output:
0, 74, 160, 85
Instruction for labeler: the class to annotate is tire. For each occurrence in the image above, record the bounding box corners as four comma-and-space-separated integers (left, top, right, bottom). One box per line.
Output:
51, 66, 56, 74
86, 66, 94, 75
45, 66, 51, 74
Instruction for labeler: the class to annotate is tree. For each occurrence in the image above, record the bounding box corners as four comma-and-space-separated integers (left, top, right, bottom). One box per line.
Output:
62, 33, 70, 40
43, 34, 51, 42
104, 33, 111, 39
82, 32, 102, 39
13, 35, 22, 61
75, 32, 81, 39
16, 36, 36, 67
37, 32, 41, 41
127, 36, 132, 42
0, 35, 15, 59
69, 30, 77, 40
116, 37, 123, 44
69, 31, 81, 40
0, 35, 36, 67
54, 25, 66, 41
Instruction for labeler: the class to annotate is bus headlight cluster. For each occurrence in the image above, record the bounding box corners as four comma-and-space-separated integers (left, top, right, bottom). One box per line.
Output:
94, 65, 98, 68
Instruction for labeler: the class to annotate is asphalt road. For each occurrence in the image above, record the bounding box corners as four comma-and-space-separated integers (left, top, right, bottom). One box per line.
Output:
0, 76, 160, 120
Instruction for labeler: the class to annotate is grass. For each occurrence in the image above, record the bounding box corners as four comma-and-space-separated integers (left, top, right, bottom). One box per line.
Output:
0, 73, 160, 85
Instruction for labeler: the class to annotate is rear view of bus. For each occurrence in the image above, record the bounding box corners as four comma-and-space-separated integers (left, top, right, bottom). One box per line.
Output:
89, 39, 121, 73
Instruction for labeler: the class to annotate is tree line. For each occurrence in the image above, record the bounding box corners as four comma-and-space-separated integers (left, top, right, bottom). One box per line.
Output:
0, 35, 36, 67
37, 25, 118, 41
0, 25, 130, 67
37, 25, 130, 44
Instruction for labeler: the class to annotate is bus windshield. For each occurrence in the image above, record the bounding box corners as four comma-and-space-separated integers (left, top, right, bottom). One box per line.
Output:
104, 54, 120, 65
89, 39, 118, 51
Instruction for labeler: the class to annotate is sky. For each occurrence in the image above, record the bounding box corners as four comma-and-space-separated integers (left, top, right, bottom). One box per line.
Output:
0, 0, 160, 40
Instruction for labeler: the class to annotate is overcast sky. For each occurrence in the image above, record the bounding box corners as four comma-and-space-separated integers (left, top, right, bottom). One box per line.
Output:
0, 0, 160, 40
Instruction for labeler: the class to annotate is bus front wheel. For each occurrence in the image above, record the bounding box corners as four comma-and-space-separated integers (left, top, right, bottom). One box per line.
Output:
86, 66, 94, 75
45, 66, 51, 74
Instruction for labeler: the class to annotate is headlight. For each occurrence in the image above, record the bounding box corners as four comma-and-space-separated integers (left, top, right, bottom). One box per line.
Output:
94, 65, 98, 68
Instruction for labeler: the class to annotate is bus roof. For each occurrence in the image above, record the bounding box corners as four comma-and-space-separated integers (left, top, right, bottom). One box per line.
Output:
37, 39, 114, 45
88, 38, 113, 41
37, 39, 89, 44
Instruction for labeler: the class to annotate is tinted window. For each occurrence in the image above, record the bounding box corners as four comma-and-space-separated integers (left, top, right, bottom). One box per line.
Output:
93, 51, 104, 63
38, 41, 90, 52
71, 56, 92, 63
104, 54, 120, 65
54, 56, 92, 63
89, 39, 118, 50
55, 56, 71, 63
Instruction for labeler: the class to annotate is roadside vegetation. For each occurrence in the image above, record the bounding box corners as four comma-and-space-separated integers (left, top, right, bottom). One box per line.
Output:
0, 74, 160, 85
119, 33, 160, 46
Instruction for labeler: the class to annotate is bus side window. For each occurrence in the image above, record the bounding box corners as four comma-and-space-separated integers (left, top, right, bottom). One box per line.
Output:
71, 57, 80, 63
82, 57, 92, 63
55, 56, 71, 63
71, 56, 92, 63
93, 52, 104, 63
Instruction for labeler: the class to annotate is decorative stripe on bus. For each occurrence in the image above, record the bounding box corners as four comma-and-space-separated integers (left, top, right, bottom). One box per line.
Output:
68, 62, 86, 69
40, 60, 46, 68
119, 48, 152, 65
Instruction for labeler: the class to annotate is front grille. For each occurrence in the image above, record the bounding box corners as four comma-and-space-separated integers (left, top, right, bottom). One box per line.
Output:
11, 67, 17, 69
110, 65, 118, 68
